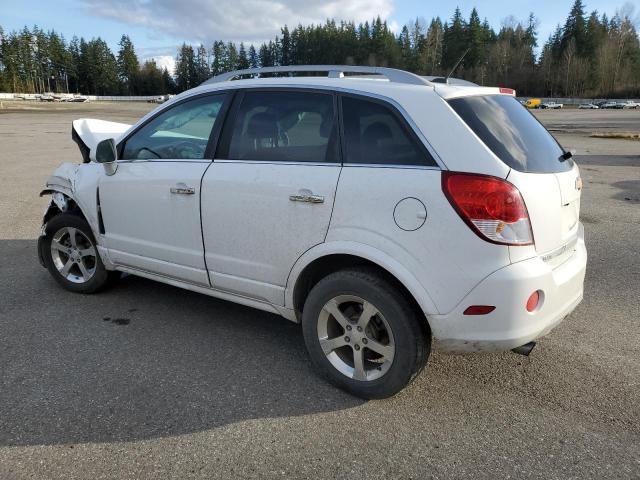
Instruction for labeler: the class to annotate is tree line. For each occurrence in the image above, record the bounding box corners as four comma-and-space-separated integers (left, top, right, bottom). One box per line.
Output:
1, 1, 638, 97
0, 30, 176, 95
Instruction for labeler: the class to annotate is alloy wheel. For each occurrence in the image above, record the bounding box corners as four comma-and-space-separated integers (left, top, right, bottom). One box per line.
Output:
317, 295, 395, 381
50, 227, 97, 283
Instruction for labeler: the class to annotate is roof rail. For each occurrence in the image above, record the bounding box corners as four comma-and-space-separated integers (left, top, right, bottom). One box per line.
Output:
202, 65, 433, 87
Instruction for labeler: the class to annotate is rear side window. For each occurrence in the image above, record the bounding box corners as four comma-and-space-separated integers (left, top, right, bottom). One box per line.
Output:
448, 95, 572, 173
341, 96, 436, 167
224, 91, 338, 163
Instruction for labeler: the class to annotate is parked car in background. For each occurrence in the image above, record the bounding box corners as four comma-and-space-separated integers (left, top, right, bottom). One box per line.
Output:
524, 98, 541, 109
619, 101, 639, 109
578, 103, 599, 109
37, 65, 587, 399
66, 95, 88, 103
541, 102, 563, 109
149, 94, 175, 104
600, 101, 619, 109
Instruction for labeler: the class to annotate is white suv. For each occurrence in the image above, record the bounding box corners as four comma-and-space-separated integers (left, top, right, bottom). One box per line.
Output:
38, 66, 587, 398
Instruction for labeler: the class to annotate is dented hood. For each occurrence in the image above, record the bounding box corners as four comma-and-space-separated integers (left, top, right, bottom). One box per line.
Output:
72, 119, 131, 163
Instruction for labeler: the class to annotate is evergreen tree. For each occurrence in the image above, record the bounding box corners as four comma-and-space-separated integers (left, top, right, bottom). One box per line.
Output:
211, 41, 224, 76
398, 26, 413, 71
442, 8, 467, 72
466, 8, 483, 68
281, 26, 291, 65
562, 0, 587, 55
238, 42, 249, 69
175, 43, 195, 91
195, 44, 209, 83
248, 44, 258, 68
117, 34, 138, 94
161, 67, 177, 94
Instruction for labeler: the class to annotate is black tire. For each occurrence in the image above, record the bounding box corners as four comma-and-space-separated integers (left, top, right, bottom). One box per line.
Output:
42, 212, 118, 293
302, 267, 430, 399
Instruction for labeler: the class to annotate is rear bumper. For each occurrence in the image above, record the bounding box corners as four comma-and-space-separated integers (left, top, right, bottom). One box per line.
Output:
431, 224, 587, 352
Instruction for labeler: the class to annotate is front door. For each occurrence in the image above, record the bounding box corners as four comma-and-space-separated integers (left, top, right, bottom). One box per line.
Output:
99, 93, 229, 286
201, 90, 341, 305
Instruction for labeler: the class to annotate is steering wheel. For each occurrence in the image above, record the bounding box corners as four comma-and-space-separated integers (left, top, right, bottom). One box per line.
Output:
137, 147, 162, 159
170, 141, 203, 159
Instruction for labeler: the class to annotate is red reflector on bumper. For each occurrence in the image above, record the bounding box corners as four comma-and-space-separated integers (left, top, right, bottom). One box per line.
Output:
463, 305, 496, 315
526, 291, 540, 312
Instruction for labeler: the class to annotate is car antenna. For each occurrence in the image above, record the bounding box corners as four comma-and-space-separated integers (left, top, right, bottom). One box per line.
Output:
445, 48, 470, 84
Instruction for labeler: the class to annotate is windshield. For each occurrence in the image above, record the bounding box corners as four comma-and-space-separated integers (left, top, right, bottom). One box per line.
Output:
448, 95, 572, 173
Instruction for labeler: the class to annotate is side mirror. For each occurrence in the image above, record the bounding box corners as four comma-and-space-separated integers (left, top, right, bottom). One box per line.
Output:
95, 138, 118, 176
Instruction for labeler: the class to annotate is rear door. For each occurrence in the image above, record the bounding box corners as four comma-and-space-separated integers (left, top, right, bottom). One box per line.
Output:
201, 89, 341, 305
448, 94, 581, 260
507, 165, 581, 256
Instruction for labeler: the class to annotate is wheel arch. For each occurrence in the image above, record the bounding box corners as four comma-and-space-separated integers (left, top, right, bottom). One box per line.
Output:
40, 188, 91, 227
286, 242, 438, 326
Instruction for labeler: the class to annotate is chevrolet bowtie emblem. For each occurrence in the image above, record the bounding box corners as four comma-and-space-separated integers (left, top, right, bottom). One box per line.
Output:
575, 177, 583, 191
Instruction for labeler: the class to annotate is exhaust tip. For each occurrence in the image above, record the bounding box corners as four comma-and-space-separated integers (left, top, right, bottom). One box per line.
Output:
511, 341, 536, 356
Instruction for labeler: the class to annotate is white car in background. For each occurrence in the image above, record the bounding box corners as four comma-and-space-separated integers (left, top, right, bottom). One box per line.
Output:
37, 66, 587, 398
600, 101, 618, 109
578, 103, 599, 109
620, 101, 639, 109
541, 102, 563, 109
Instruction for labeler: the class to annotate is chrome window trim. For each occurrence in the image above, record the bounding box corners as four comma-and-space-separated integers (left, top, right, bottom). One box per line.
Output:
342, 163, 441, 170
213, 159, 340, 168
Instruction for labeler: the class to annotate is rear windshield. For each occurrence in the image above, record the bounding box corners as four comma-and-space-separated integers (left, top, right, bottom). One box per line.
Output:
448, 95, 572, 173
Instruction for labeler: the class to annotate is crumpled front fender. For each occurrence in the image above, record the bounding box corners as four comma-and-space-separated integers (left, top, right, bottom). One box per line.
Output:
39, 163, 79, 198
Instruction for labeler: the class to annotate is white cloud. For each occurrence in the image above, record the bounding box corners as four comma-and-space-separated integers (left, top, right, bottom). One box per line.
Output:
81, 0, 394, 44
147, 55, 176, 75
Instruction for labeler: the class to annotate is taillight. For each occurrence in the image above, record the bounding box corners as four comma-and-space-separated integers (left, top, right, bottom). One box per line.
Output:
442, 171, 534, 246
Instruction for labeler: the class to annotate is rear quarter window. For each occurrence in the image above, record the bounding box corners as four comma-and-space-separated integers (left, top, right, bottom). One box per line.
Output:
448, 95, 573, 173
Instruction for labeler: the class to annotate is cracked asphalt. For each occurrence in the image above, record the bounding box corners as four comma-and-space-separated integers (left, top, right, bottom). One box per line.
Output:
0, 102, 638, 479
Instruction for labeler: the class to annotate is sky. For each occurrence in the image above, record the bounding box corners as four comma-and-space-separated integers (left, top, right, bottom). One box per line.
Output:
0, 0, 636, 73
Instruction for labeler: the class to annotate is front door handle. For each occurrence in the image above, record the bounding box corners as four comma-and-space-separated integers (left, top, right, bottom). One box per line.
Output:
289, 192, 324, 204
170, 183, 195, 195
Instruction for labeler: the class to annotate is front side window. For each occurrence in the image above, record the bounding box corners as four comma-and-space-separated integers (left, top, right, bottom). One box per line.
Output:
341, 96, 435, 166
121, 94, 227, 160
224, 91, 338, 163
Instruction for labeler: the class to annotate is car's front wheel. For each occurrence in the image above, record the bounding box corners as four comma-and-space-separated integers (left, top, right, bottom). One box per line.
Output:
42, 213, 118, 293
302, 268, 430, 399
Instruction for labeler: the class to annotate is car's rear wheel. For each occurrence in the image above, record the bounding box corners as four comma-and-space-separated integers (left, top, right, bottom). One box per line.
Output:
302, 268, 430, 399
42, 213, 118, 293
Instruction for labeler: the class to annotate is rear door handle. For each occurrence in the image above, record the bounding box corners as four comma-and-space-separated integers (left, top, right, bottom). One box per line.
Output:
289, 193, 324, 204
170, 183, 195, 195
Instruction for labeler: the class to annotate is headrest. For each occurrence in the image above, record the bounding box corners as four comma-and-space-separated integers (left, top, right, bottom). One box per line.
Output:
247, 112, 278, 139
363, 122, 392, 144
